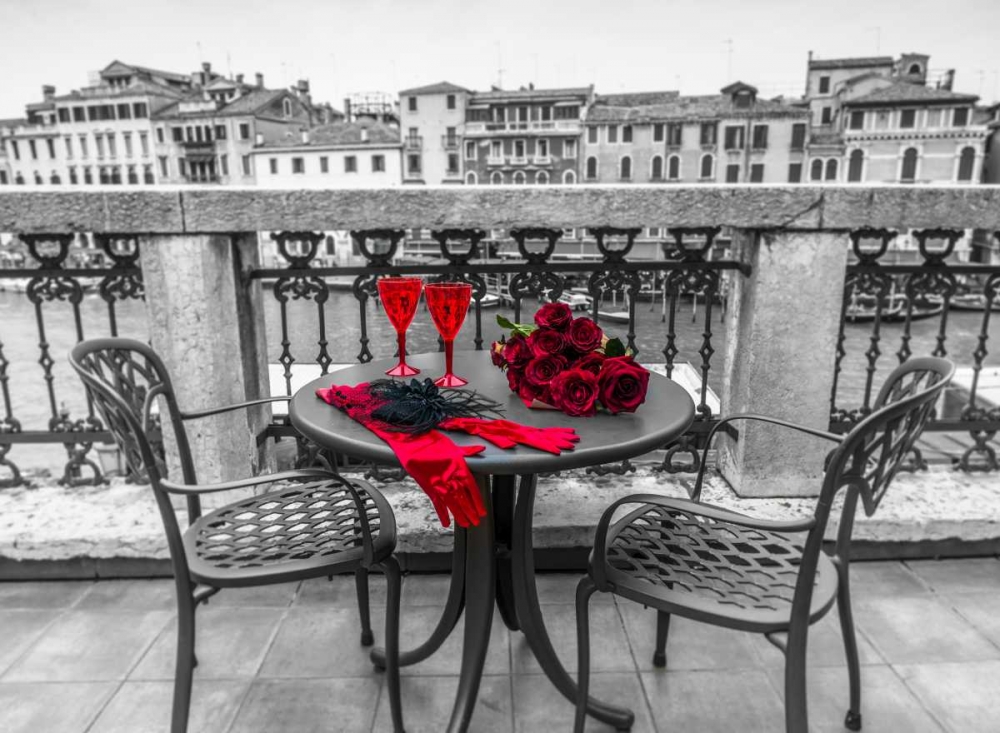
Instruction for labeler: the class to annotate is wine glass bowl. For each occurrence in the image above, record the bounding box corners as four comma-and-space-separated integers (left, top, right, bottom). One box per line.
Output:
424, 282, 472, 387
377, 277, 423, 377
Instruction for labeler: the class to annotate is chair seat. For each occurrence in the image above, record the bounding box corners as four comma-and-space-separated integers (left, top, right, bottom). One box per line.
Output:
595, 500, 839, 633
183, 478, 395, 588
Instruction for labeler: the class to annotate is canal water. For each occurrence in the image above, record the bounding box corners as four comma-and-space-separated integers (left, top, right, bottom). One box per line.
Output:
0, 287, 995, 476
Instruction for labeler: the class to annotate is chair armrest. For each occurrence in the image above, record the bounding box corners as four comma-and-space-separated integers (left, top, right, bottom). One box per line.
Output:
691, 414, 843, 501
180, 396, 290, 421
591, 493, 816, 589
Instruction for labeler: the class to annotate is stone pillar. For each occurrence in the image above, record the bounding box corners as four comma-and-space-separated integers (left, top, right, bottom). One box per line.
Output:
717, 229, 849, 497
140, 233, 272, 496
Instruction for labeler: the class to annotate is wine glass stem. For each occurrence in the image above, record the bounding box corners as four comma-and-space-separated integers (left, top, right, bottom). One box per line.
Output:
397, 332, 407, 367
445, 339, 454, 378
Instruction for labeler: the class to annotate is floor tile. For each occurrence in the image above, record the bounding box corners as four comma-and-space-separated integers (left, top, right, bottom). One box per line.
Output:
513, 672, 653, 733
0, 610, 60, 675
749, 611, 884, 668
855, 597, 1000, 664
207, 582, 300, 608
947, 592, 1000, 649
388, 605, 511, 676
0, 580, 93, 609
3, 610, 171, 682
0, 681, 117, 733
848, 561, 931, 598
130, 607, 285, 680
764, 664, 944, 732
296, 573, 387, 607
87, 679, 250, 733
227, 678, 381, 733
75, 579, 175, 611
533, 573, 613, 605
373, 674, 512, 733
641, 668, 785, 732
512, 603, 633, 675
401, 573, 455, 606
896, 661, 1000, 733
905, 558, 1000, 595
618, 602, 762, 671
258, 608, 381, 678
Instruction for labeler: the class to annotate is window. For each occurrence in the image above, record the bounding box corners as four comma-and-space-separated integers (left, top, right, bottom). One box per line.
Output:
788, 162, 802, 183
791, 123, 806, 150
490, 140, 502, 160
34, 171, 43, 185
651, 155, 663, 180
143, 165, 154, 184
586, 156, 598, 179
668, 155, 680, 180
408, 96, 417, 112
83, 166, 93, 184
900, 109, 916, 129
563, 170, 577, 184
653, 124, 665, 142
46, 139, 56, 159
513, 139, 526, 160
123, 133, 133, 158
116, 103, 131, 120
178, 159, 187, 178
810, 159, 824, 181
67, 167, 76, 185
241, 155, 252, 176
172, 127, 184, 142
957, 146, 976, 181
752, 125, 768, 149
535, 139, 548, 159
126, 165, 137, 184
159, 156, 169, 177
465, 140, 476, 159
821, 107, 832, 124
107, 135, 117, 157
513, 171, 526, 185
564, 139, 577, 158
139, 132, 149, 156
620, 156, 632, 180
700, 153, 714, 179
79, 136, 88, 158
607, 125, 618, 144
466, 171, 477, 185
29, 140, 37, 160
94, 135, 104, 158
58, 108, 70, 123
215, 124, 227, 140
447, 94, 456, 110
132, 103, 147, 118
73, 107, 85, 122
554, 105, 580, 120
491, 171, 503, 185
724, 126, 744, 150
344, 156, 358, 173
750, 163, 764, 183
536, 171, 549, 184
825, 159, 838, 181
725, 163, 740, 183
239, 123, 251, 140
319, 156, 329, 173
156, 127, 164, 144
291, 156, 306, 174
848, 149, 864, 182
447, 153, 459, 173
10, 140, 19, 160
64, 136, 73, 158
622, 125, 633, 143
700, 123, 717, 146
219, 155, 228, 176
587, 126, 598, 144
282, 99, 293, 117
407, 154, 421, 174
953, 107, 969, 127
269, 158, 278, 175
874, 111, 890, 130
50, 172, 61, 184
900, 148, 918, 181
667, 124, 682, 146
926, 109, 942, 127
818, 76, 830, 94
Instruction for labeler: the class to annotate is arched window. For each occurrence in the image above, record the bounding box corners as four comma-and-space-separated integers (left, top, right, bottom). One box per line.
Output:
50, 172, 61, 184
536, 170, 549, 185
586, 156, 597, 180
465, 171, 477, 185
650, 155, 663, 180
824, 159, 838, 182
34, 171, 43, 184
562, 169, 576, 185
847, 149, 864, 182
699, 154, 713, 180
668, 155, 680, 180
620, 156, 632, 180
282, 98, 292, 117
900, 147, 919, 182
810, 159, 824, 181
491, 171, 503, 185
513, 171, 526, 185
957, 146, 976, 182
14, 173, 25, 185
908, 63, 922, 75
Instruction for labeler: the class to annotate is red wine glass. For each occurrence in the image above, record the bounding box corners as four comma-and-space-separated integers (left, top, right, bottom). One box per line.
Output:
424, 282, 472, 387
377, 277, 423, 377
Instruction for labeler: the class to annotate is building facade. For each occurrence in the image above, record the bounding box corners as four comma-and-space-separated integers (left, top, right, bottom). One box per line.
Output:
397, 82, 470, 184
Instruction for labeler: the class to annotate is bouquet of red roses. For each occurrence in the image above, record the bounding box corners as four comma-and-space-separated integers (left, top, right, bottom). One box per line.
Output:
490, 302, 650, 417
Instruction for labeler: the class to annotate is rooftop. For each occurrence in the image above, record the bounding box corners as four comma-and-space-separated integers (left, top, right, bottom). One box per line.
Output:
259, 120, 400, 149
809, 55, 895, 70
398, 81, 470, 96
469, 85, 593, 104
101, 59, 192, 85
586, 92, 808, 123
845, 81, 979, 107
592, 90, 680, 107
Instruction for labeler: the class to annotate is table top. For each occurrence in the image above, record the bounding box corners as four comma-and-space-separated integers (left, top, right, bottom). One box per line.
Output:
290, 351, 696, 476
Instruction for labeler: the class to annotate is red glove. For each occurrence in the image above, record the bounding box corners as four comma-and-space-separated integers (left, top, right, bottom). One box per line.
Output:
438, 417, 579, 455
316, 384, 487, 528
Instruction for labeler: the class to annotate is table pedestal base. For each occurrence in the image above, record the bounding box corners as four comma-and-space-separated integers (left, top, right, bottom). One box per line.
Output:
372, 474, 635, 733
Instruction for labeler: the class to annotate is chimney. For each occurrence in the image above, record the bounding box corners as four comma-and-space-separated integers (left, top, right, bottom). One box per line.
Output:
236, 73, 244, 84
202, 61, 212, 74
529, 82, 535, 90
255, 72, 264, 88
344, 97, 352, 123
42, 85, 55, 101
298, 79, 310, 94
255, 132, 264, 146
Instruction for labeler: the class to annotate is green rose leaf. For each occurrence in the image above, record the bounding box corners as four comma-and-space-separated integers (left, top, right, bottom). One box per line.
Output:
496, 314, 517, 330
604, 337, 626, 357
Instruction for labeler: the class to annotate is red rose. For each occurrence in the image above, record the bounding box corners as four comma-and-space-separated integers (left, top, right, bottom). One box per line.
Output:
534, 302, 573, 331
524, 354, 568, 388
573, 352, 606, 376
549, 368, 599, 417
527, 328, 566, 358
507, 367, 523, 392
518, 381, 551, 407
566, 317, 603, 353
491, 340, 506, 368
597, 356, 650, 414
502, 334, 531, 369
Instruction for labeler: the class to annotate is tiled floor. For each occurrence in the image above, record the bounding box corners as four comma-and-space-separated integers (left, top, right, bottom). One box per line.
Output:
1, 559, 999, 732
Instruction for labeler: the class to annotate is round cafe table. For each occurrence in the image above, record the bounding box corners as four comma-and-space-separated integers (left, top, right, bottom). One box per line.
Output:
290, 351, 696, 732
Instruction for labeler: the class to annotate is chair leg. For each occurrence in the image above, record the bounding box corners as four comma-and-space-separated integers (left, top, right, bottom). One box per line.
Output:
784, 628, 809, 733
171, 593, 197, 733
381, 557, 405, 733
574, 576, 598, 733
652, 610, 671, 668
355, 567, 375, 647
837, 567, 863, 731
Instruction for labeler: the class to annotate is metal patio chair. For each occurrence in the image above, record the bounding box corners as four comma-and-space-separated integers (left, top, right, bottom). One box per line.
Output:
70, 338, 404, 733
575, 356, 954, 733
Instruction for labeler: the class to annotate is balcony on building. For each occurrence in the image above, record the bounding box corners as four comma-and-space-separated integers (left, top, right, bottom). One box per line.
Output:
441, 135, 459, 149
404, 135, 422, 150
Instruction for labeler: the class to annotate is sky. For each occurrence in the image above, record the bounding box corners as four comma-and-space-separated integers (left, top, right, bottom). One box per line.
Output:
1, 0, 999, 119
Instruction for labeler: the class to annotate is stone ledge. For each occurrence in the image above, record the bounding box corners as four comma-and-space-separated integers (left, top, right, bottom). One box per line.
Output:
1, 465, 998, 579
